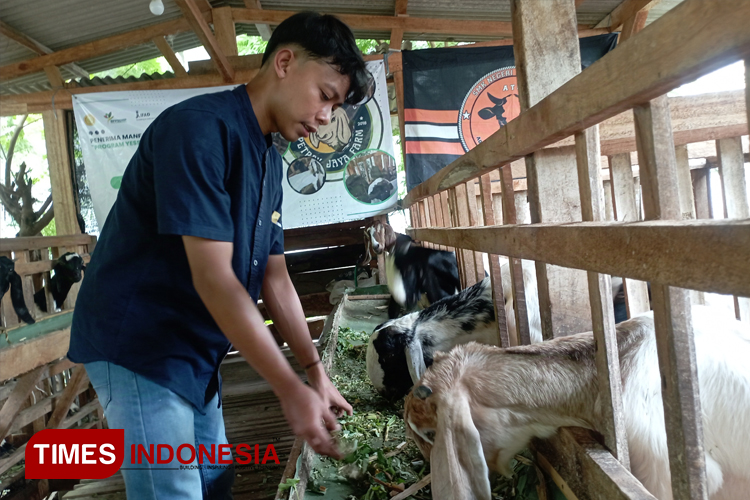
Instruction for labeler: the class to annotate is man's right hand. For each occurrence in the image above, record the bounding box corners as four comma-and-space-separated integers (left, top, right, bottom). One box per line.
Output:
279, 382, 343, 459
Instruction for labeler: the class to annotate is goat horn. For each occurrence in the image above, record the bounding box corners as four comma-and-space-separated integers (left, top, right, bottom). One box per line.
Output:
414, 385, 432, 399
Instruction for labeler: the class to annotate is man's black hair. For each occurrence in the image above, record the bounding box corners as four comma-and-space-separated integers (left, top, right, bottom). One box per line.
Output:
262, 11, 372, 105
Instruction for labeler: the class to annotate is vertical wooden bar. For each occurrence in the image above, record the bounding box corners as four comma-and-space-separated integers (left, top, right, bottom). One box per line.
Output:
454, 183, 477, 287
602, 180, 614, 221
42, 110, 80, 235
464, 180, 486, 282
479, 172, 511, 348
717, 137, 750, 323
500, 164, 531, 346
393, 69, 407, 169
447, 188, 466, 287
575, 126, 630, 466
511, 0, 591, 339
432, 194, 445, 250
675, 144, 697, 220
608, 153, 651, 318
440, 191, 454, 254
634, 94, 707, 500
374, 214, 388, 286
691, 169, 710, 219
212, 7, 238, 57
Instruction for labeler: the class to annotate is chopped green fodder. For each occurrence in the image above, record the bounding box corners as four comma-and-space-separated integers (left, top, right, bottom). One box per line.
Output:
297, 327, 557, 500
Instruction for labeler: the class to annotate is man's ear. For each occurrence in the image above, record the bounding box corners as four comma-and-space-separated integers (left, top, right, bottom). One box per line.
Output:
273, 48, 296, 79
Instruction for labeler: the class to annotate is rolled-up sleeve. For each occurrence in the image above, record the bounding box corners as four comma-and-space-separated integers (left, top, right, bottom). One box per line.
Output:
269, 188, 284, 255
152, 110, 234, 242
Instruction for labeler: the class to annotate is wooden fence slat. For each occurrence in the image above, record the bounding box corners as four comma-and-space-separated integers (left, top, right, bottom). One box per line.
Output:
478, 172, 511, 348
439, 191, 453, 254
407, 219, 750, 298
634, 94, 707, 500
716, 136, 750, 324
499, 164, 532, 346
454, 183, 478, 287
464, 180, 485, 282
45, 367, 89, 430
447, 188, 466, 287
608, 154, 651, 318
574, 126, 630, 466
0, 366, 45, 441
691, 169, 710, 219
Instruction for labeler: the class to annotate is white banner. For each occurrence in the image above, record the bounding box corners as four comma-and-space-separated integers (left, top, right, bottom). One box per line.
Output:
72, 60, 395, 231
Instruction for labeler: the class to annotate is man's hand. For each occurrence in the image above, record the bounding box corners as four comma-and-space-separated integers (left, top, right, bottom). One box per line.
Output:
279, 383, 343, 459
306, 364, 353, 418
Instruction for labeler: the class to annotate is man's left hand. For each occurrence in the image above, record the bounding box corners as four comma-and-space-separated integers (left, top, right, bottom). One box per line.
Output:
306, 364, 353, 418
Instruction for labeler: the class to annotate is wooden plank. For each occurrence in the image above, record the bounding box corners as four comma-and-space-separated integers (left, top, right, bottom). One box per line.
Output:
0, 328, 71, 381
717, 137, 750, 323
746, 58, 750, 131
575, 125, 630, 466
618, 6, 651, 41
408, 219, 750, 298
633, 94, 707, 500
45, 367, 89, 430
402, 0, 750, 206
534, 428, 657, 500
499, 164, 531, 346
674, 144, 697, 220
0, 366, 45, 441
446, 188, 465, 286
608, 153, 651, 318
453, 183, 477, 287
599, 0, 662, 31
42, 110, 80, 235
691, 169, 710, 219
478, 173, 510, 347
175, 0, 235, 82
152, 36, 188, 77
465, 180, 486, 282
213, 6, 238, 57
511, 0, 591, 339
243, 0, 272, 41
43, 66, 64, 87
395, 0, 409, 16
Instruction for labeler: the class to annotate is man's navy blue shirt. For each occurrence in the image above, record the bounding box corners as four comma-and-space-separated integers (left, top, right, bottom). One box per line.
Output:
68, 85, 284, 411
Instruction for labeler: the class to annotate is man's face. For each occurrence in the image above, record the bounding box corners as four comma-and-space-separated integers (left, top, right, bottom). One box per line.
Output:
274, 54, 350, 142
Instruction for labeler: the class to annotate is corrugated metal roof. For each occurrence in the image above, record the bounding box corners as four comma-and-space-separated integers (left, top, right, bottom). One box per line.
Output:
0, 0, 687, 97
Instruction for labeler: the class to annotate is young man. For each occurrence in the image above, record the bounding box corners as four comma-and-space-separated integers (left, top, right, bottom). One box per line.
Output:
68, 12, 370, 499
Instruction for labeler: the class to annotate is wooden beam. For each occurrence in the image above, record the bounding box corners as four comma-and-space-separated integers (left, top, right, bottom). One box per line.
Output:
408, 219, 750, 298
395, 0, 409, 16
45, 367, 90, 430
43, 66, 64, 87
599, 0, 662, 31
152, 36, 188, 77
534, 428, 657, 500
243, 0, 273, 41
0, 328, 71, 382
575, 125, 630, 466
42, 110, 79, 235
175, 0, 235, 82
634, 95, 707, 500
0, 367, 45, 441
213, 6, 238, 57
402, 0, 750, 207
0, 20, 88, 79
0, 17, 201, 82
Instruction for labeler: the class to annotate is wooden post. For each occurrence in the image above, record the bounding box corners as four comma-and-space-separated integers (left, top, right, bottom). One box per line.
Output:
716, 137, 750, 324
152, 36, 189, 77
447, 188, 466, 287
454, 183, 477, 287
575, 126, 630, 466
511, 0, 591, 338
479, 172, 511, 348
691, 169, 710, 219
500, 164, 531, 346
212, 7, 238, 57
464, 180, 485, 282
674, 144, 697, 220
608, 153, 651, 318
439, 191, 454, 255
634, 94, 707, 500
42, 110, 80, 235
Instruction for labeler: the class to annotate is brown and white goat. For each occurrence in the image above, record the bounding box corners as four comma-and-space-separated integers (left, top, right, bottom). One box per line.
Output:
404, 305, 750, 500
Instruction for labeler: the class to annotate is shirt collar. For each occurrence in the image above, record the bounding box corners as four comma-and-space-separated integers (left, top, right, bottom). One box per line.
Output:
233, 84, 274, 151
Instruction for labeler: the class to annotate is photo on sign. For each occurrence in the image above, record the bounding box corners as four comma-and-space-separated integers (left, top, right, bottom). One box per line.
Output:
287, 157, 326, 195
344, 150, 397, 205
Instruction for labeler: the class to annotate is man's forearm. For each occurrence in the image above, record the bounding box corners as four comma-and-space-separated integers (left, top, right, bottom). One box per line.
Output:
261, 270, 320, 368
194, 270, 303, 397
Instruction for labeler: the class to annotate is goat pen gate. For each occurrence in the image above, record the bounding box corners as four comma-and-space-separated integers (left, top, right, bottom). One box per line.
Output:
402, 1, 750, 499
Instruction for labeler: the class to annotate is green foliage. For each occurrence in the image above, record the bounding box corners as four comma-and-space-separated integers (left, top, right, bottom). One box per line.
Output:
356, 39, 385, 55
237, 34, 268, 56
40, 218, 56, 237
90, 57, 168, 79
277, 477, 299, 492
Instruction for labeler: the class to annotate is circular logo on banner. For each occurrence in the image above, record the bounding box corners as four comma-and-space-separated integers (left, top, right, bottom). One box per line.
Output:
458, 66, 521, 152
287, 103, 381, 174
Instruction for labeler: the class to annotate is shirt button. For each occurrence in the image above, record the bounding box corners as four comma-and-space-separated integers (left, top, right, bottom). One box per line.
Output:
253, 260, 258, 266
258, 220, 262, 226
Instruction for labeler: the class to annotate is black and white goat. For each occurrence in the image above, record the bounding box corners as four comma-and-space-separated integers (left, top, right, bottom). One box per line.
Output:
367, 277, 497, 400
0, 256, 35, 324
405, 305, 750, 500
365, 220, 460, 318
33, 252, 86, 313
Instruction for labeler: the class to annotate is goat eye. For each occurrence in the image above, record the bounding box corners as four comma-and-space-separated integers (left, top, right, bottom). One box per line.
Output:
425, 430, 435, 441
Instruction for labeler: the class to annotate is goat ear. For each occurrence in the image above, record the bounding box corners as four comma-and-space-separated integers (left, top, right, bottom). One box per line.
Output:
405, 341, 428, 385
309, 133, 320, 149
431, 394, 492, 500
478, 107, 495, 119
336, 109, 352, 145
384, 224, 397, 250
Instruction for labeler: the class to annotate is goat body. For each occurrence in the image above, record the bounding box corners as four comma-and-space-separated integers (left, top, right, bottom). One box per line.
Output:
367, 277, 497, 400
0, 256, 35, 325
405, 305, 750, 500
33, 253, 85, 313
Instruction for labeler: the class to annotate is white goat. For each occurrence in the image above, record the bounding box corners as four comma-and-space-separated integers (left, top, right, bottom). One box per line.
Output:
404, 305, 750, 500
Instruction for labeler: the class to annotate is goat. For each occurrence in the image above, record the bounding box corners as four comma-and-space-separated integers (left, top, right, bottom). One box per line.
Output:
499, 259, 542, 345
477, 93, 519, 127
404, 305, 750, 500
365, 220, 460, 318
367, 277, 497, 401
309, 107, 351, 151
33, 252, 86, 313
0, 256, 35, 325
